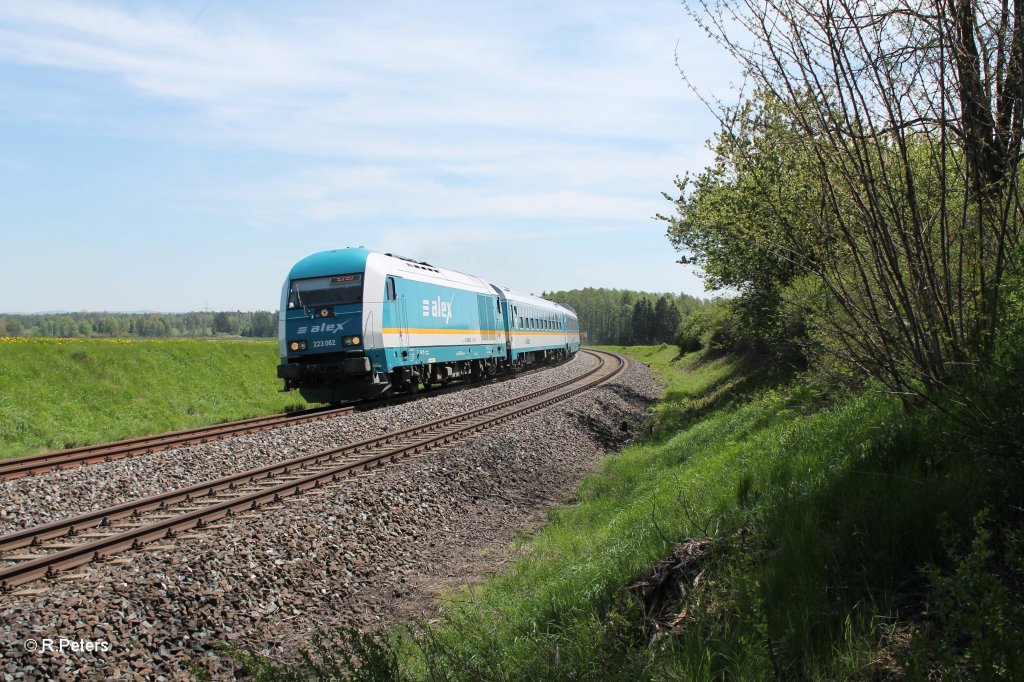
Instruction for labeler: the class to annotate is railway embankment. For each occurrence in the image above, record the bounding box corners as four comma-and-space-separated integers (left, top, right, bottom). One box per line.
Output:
1, 351, 660, 679
0, 338, 310, 459
240, 344, 1024, 680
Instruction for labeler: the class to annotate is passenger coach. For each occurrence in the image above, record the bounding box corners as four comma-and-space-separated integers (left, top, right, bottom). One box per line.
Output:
277, 247, 580, 404
491, 286, 581, 365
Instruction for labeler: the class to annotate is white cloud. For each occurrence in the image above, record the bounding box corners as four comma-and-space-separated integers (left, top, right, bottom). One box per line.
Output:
0, 1, 734, 148
0, 1, 740, 309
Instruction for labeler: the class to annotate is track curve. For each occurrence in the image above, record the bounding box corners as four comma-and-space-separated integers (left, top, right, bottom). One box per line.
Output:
0, 355, 585, 481
0, 350, 624, 591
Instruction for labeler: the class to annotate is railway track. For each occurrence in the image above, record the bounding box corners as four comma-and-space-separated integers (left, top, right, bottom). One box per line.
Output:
0, 350, 624, 591
0, 358, 572, 481
0, 405, 355, 481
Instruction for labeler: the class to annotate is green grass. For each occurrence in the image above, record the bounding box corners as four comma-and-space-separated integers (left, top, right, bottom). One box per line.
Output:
594, 344, 767, 440
0, 337, 308, 458
230, 345, 1024, 680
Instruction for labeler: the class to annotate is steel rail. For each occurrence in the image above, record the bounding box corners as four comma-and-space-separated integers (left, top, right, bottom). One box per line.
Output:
0, 406, 354, 481
0, 354, 578, 481
0, 350, 623, 590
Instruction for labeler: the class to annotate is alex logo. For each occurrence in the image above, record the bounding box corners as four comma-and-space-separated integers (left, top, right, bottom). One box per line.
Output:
297, 320, 348, 334
421, 297, 454, 324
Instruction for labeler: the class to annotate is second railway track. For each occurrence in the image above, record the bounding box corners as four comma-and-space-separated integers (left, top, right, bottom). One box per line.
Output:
0, 350, 624, 591
0, 356, 577, 481
0, 405, 355, 481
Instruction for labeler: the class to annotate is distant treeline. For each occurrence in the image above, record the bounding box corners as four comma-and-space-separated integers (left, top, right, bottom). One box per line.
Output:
0, 311, 278, 339
544, 288, 707, 346
4, 290, 709, 345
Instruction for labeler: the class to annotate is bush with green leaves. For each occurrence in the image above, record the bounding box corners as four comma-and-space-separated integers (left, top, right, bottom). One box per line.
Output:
907, 510, 1024, 679
674, 300, 753, 355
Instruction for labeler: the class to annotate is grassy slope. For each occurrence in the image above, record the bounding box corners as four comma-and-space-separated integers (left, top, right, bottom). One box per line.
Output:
403, 346, 923, 679
255, 344, 1013, 680
0, 338, 308, 458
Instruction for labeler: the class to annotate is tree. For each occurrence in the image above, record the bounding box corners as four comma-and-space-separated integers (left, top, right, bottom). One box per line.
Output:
244, 312, 278, 338
631, 299, 654, 344
214, 311, 242, 335
545, 288, 706, 345
674, 0, 1023, 411
654, 295, 682, 344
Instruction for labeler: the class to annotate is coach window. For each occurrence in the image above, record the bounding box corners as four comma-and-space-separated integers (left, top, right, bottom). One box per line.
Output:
386, 277, 397, 301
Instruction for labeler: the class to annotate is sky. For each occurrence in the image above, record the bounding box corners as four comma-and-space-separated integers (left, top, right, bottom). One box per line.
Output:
0, 0, 741, 313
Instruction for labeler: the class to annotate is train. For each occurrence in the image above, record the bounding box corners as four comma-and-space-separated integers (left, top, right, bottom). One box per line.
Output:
276, 248, 581, 404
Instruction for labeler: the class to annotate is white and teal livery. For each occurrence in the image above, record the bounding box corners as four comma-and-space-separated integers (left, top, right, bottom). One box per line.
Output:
278, 248, 580, 404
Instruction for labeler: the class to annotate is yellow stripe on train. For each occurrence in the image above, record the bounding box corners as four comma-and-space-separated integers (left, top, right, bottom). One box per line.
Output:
380, 328, 572, 336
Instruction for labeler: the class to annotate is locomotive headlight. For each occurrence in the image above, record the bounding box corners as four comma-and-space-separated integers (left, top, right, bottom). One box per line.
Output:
288, 340, 307, 352
351, 336, 360, 345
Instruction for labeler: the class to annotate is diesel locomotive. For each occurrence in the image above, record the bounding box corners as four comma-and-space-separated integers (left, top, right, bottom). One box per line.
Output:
277, 248, 581, 404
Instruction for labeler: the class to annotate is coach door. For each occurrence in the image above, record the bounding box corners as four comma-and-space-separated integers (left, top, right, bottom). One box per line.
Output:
385, 276, 409, 353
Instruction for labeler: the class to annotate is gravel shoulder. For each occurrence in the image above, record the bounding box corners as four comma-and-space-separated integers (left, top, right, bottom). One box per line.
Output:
0, 353, 659, 681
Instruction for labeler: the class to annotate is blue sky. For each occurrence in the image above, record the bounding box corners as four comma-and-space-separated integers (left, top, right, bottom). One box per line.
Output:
0, 1, 739, 313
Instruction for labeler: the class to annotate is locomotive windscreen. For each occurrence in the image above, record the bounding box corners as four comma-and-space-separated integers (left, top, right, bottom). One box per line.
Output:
288, 273, 363, 308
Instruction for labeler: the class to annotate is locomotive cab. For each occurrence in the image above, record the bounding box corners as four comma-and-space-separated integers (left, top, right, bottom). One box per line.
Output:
277, 249, 390, 403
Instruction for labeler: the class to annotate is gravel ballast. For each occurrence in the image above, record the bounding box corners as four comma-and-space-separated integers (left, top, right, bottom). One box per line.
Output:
0, 353, 659, 680
0, 354, 599, 535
